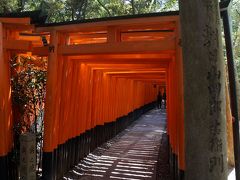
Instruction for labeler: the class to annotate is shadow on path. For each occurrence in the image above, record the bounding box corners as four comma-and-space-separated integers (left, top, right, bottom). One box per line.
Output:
63, 109, 170, 180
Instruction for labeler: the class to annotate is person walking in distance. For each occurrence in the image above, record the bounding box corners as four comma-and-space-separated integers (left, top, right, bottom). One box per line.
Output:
157, 92, 162, 109
162, 91, 166, 108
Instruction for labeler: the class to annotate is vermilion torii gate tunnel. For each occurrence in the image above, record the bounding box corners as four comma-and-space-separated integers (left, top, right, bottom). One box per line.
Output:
0, 2, 237, 179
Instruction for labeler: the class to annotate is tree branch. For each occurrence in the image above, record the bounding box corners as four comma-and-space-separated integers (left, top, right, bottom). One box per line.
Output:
149, 0, 155, 12
95, 0, 112, 17
236, 9, 240, 17
131, 0, 135, 15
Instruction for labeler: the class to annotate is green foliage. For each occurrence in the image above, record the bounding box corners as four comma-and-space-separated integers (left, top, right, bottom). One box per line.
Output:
0, 0, 19, 13
231, 0, 240, 80
64, 0, 88, 20
10, 55, 47, 175
11, 56, 47, 133
0, 0, 179, 21
161, 0, 178, 11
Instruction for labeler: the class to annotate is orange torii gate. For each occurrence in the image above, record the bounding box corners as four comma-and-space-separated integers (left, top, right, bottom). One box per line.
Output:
0, 12, 184, 179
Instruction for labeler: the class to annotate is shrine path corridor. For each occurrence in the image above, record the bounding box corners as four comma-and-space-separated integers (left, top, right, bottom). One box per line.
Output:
63, 109, 169, 180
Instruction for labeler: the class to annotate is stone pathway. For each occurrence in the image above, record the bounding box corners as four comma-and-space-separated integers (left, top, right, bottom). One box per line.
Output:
63, 109, 168, 180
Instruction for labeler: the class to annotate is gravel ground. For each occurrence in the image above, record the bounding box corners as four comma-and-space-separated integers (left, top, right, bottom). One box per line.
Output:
63, 109, 170, 180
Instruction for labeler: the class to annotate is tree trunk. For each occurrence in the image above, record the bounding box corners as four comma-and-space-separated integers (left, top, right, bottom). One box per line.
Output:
18, 0, 24, 12
179, 1, 228, 179
131, 0, 135, 15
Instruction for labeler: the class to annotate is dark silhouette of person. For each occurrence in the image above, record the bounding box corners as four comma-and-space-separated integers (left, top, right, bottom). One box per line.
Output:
157, 92, 162, 109
162, 91, 166, 108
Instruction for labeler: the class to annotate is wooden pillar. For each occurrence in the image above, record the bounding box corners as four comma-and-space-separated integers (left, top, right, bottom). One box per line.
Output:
179, 0, 228, 179
42, 30, 59, 180
0, 22, 13, 179
226, 82, 234, 166
175, 21, 185, 177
